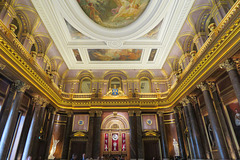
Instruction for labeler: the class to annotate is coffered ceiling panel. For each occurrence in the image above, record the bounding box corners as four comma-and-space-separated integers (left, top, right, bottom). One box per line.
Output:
32, 0, 195, 69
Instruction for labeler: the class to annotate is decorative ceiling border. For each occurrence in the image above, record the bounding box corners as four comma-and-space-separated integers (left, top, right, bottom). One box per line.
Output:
0, 2, 239, 110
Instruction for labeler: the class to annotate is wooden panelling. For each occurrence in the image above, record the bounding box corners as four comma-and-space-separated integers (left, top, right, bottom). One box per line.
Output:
72, 114, 89, 132
141, 114, 158, 131
164, 113, 178, 158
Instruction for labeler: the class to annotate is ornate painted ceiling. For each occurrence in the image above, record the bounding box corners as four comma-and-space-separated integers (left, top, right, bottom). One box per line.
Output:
32, 0, 195, 70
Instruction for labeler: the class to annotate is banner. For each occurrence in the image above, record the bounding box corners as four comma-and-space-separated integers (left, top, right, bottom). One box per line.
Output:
104, 133, 108, 151
122, 133, 126, 151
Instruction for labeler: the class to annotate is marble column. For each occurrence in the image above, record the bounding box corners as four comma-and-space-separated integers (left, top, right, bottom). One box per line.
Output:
15, 100, 35, 160
157, 111, 169, 160
220, 59, 240, 106
22, 95, 48, 160
44, 109, 57, 160
0, 1, 16, 27
180, 100, 196, 159
86, 111, 95, 158
0, 81, 30, 160
129, 110, 137, 159
209, 82, 240, 159
184, 97, 206, 159
0, 81, 19, 137
136, 111, 143, 160
197, 82, 230, 159
61, 112, 73, 159
93, 111, 102, 159
179, 107, 190, 158
174, 107, 186, 160
48, 113, 67, 159
190, 96, 211, 159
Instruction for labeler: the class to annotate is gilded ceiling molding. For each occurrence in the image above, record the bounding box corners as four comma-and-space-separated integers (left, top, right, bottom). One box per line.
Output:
0, 2, 239, 110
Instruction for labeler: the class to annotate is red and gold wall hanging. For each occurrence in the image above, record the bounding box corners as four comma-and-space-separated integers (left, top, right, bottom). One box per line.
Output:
122, 133, 126, 151
112, 133, 118, 151
104, 133, 108, 151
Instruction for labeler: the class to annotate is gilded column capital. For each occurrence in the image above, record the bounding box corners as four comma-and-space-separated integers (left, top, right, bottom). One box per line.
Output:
219, 58, 236, 72
96, 111, 102, 117
135, 110, 141, 116
157, 111, 164, 117
67, 111, 73, 117
197, 82, 209, 92
128, 110, 134, 117
183, 97, 191, 104
32, 95, 49, 107
180, 99, 187, 106
174, 106, 182, 113
0, 63, 6, 70
10, 80, 30, 92
208, 82, 217, 92
190, 96, 198, 104
89, 110, 95, 117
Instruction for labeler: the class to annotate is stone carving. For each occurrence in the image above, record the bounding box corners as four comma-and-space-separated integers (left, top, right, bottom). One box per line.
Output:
48, 136, 60, 159
173, 138, 180, 156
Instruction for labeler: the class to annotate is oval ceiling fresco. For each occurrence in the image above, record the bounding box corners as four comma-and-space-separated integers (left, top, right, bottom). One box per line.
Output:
77, 0, 150, 28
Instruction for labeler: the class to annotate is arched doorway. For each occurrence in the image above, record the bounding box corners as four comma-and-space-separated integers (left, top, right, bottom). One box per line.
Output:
100, 112, 130, 160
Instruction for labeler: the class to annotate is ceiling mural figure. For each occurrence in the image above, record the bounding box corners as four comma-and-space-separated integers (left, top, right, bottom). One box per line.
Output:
77, 0, 150, 28
88, 49, 142, 61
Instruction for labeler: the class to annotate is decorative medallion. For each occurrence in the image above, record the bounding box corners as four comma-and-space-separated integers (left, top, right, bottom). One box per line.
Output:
112, 133, 119, 140
146, 119, 152, 125
77, 0, 150, 28
78, 120, 84, 125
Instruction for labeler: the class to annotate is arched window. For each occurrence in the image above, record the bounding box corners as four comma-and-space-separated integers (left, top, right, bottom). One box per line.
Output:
80, 78, 91, 93
110, 77, 121, 89
140, 78, 151, 93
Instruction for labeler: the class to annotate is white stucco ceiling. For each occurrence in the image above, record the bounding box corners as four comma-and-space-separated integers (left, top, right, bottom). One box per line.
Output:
32, 0, 195, 69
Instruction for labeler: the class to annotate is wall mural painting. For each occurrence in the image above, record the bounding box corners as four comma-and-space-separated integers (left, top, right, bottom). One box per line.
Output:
77, 0, 150, 28
66, 20, 91, 39
226, 102, 240, 144
148, 49, 157, 61
73, 49, 82, 61
88, 49, 142, 61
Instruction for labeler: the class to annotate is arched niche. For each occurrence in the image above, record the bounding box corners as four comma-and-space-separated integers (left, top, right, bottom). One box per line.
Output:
109, 77, 122, 89
140, 77, 151, 93
101, 113, 129, 130
80, 78, 91, 93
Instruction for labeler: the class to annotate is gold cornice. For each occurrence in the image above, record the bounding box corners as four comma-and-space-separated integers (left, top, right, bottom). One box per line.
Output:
0, 2, 239, 110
